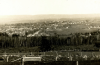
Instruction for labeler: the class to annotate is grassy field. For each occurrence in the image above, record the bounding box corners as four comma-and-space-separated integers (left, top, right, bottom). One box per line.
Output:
0, 51, 100, 62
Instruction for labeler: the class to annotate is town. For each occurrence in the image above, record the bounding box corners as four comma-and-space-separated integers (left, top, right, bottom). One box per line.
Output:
0, 19, 100, 65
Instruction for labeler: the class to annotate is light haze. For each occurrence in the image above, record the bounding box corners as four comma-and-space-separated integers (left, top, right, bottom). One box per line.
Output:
0, 0, 100, 15
0, 0, 100, 24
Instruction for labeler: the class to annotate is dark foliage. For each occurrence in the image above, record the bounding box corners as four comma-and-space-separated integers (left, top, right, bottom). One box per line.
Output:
0, 30, 99, 51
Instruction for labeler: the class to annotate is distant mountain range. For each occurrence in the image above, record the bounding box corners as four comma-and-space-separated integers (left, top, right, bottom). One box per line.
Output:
0, 14, 100, 24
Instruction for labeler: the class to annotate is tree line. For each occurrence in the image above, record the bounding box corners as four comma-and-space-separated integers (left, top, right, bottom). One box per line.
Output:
0, 30, 100, 51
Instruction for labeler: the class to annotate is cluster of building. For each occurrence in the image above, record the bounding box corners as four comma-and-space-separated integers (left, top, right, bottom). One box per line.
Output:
0, 20, 95, 37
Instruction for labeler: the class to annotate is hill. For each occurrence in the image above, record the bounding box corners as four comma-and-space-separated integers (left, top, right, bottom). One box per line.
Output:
0, 14, 100, 24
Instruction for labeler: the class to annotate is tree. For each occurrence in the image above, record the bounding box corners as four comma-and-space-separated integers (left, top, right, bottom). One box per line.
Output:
40, 36, 52, 51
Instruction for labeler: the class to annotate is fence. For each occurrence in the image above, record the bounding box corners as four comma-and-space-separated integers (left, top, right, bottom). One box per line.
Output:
0, 52, 100, 62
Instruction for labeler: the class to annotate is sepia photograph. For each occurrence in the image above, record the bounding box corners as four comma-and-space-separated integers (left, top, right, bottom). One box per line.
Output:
0, 0, 100, 65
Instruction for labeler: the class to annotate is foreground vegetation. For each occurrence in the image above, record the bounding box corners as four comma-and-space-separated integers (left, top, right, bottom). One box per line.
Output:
0, 60, 100, 65
0, 44, 98, 53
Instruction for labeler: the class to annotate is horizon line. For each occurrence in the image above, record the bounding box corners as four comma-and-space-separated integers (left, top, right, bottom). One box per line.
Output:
0, 13, 100, 16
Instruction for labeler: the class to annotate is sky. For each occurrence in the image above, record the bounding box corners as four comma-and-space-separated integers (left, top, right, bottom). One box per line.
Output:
0, 0, 100, 15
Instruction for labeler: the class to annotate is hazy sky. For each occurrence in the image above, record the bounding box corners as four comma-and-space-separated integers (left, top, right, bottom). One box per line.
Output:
0, 0, 100, 15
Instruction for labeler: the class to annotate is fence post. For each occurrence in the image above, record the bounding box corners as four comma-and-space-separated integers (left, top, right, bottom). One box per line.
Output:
68, 52, 69, 56
56, 56, 58, 61
18, 52, 19, 56
7, 56, 9, 62
55, 51, 58, 61
76, 61, 78, 65
81, 52, 82, 57
44, 52, 45, 56
31, 52, 32, 55
22, 57, 24, 65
